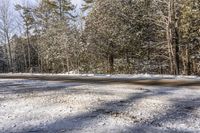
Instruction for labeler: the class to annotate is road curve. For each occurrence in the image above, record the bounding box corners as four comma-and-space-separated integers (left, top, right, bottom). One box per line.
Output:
0, 74, 200, 87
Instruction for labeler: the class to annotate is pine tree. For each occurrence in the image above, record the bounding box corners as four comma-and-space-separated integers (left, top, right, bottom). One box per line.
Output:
179, 0, 200, 74
16, 4, 35, 70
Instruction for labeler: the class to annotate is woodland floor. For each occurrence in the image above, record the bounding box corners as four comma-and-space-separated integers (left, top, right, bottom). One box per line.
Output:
0, 78, 200, 133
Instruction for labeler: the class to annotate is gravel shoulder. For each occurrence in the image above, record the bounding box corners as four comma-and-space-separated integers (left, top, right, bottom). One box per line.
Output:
0, 79, 200, 133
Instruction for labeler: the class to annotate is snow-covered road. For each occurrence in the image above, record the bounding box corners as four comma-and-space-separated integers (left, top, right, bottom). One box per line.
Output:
0, 78, 200, 133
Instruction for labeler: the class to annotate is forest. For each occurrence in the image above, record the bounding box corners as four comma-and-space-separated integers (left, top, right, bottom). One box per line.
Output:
0, 0, 199, 75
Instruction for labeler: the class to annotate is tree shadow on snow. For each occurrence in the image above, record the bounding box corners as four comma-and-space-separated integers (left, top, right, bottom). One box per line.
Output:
0, 81, 82, 95
10, 87, 197, 133
0, 79, 199, 133
126, 97, 200, 133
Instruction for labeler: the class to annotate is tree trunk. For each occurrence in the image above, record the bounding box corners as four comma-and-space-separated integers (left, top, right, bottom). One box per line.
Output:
25, 24, 31, 70
58, 0, 63, 20
109, 54, 114, 74
6, 33, 13, 71
185, 44, 190, 75
27, 37, 31, 69
172, 0, 180, 75
23, 44, 27, 72
66, 56, 70, 73
108, 43, 114, 74
166, 0, 174, 75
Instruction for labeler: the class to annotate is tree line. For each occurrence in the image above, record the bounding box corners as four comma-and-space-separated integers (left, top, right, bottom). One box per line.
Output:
0, 0, 199, 75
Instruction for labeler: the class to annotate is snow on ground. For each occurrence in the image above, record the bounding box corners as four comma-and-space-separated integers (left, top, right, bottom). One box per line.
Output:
1, 73, 200, 80
0, 78, 200, 133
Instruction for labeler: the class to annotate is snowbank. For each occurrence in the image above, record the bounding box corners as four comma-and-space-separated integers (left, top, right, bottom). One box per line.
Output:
0, 73, 200, 80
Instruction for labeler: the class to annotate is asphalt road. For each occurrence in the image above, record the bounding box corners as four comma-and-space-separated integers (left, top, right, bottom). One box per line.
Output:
0, 74, 200, 87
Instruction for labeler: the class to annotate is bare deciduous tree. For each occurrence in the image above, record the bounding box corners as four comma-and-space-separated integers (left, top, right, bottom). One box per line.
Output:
0, 0, 14, 71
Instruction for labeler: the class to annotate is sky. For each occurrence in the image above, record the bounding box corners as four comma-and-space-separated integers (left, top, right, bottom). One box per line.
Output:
10, 0, 84, 23
72, 0, 83, 8
12, 0, 83, 9
6, 0, 84, 35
